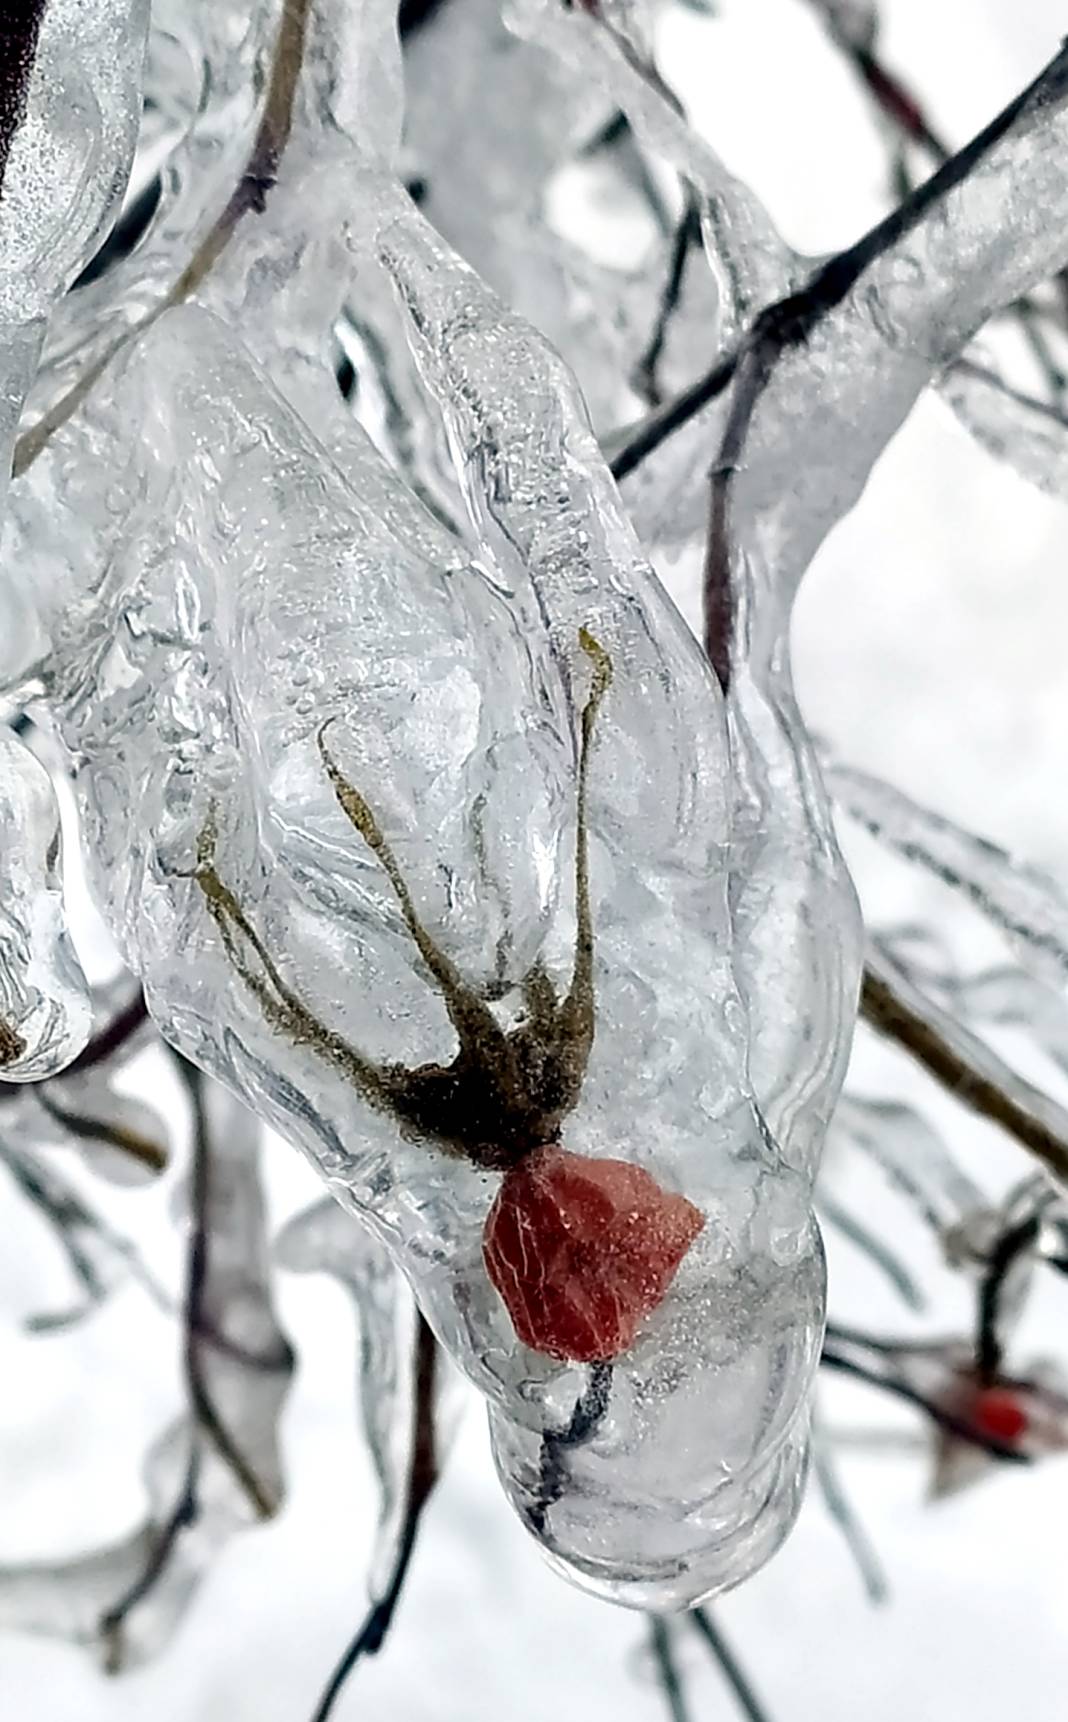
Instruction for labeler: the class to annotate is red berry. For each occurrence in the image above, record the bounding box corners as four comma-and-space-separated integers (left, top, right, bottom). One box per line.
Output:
482, 1146, 704, 1363
972, 1387, 1029, 1445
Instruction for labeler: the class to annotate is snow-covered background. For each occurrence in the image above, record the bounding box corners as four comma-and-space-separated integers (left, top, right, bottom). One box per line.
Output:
4, 0, 1068, 1715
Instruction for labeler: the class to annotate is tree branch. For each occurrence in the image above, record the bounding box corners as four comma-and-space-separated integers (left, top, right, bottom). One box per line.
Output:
309, 1314, 438, 1722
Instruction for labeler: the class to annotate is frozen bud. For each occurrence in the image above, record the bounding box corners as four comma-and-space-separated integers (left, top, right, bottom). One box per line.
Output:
483, 1146, 704, 1362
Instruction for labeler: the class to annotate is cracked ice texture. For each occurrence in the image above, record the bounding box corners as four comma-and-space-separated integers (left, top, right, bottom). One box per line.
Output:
0, 730, 91, 1078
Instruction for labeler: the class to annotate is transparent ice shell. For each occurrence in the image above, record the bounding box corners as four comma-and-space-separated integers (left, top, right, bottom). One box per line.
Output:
0, 730, 91, 1077
26, 281, 848, 1607
0, 0, 149, 534
3, 0, 862, 1612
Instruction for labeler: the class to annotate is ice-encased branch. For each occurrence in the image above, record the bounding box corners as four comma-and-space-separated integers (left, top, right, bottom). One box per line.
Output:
705, 40, 1068, 631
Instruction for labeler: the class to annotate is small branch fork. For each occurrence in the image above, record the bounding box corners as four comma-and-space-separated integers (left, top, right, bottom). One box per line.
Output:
610, 41, 1068, 495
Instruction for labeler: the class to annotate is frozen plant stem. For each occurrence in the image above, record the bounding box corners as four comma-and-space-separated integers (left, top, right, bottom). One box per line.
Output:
690, 1607, 773, 1722
37, 1088, 167, 1174
12, 0, 315, 477
860, 965, 1068, 1191
975, 1214, 1042, 1383
648, 1616, 693, 1722
177, 1055, 279, 1520
528, 1361, 614, 1535
611, 41, 1068, 503
309, 1315, 438, 1722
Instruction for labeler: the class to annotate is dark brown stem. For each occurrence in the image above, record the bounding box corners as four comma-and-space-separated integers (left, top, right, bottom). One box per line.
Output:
632, 198, 703, 409
309, 1315, 439, 1722
648, 1618, 693, 1722
975, 1214, 1041, 1385
690, 1608, 775, 1722
37, 1089, 167, 1175
66, 987, 148, 1074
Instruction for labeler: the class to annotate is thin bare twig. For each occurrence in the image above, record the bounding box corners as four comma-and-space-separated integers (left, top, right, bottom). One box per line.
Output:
648, 1617, 693, 1722
690, 1607, 774, 1722
309, 1314, 439, 1722
805, 0, 1068, 391
66, 987, 148, 1075
975, 1214, 1041, 1384
528, 1361, 614, 1536
631, 198, 703, 409
611, 45, 1068, 513
37, 1089, 167, 1175
98, 1445, 199, 1674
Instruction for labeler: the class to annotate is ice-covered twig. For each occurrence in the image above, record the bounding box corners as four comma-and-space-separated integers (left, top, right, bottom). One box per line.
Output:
0, 1137, 168, 1330
690, 1608, 774, 1722
704, 38, 1068, 661
937, 357, 1068, 500
810, 1422, 888, 1605
176, 1056, 288, 1520
821, 1328, 1032, 1464
647, 1616, 693, 1722
63, 981, 149, 1076
829, 1092, 985, 1241
631, 197, 703, 409
0, 1061, 291, 1668
309, 1314, 438, 1722
975, 1211, 1044, 1384
860, 944, 1068, 1191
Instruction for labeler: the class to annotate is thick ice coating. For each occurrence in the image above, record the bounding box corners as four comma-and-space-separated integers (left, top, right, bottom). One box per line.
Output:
0, 730, 91, 1077
0, 0, 866, 1614
24, 289, 833, 1608
0, 0, 148, 536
